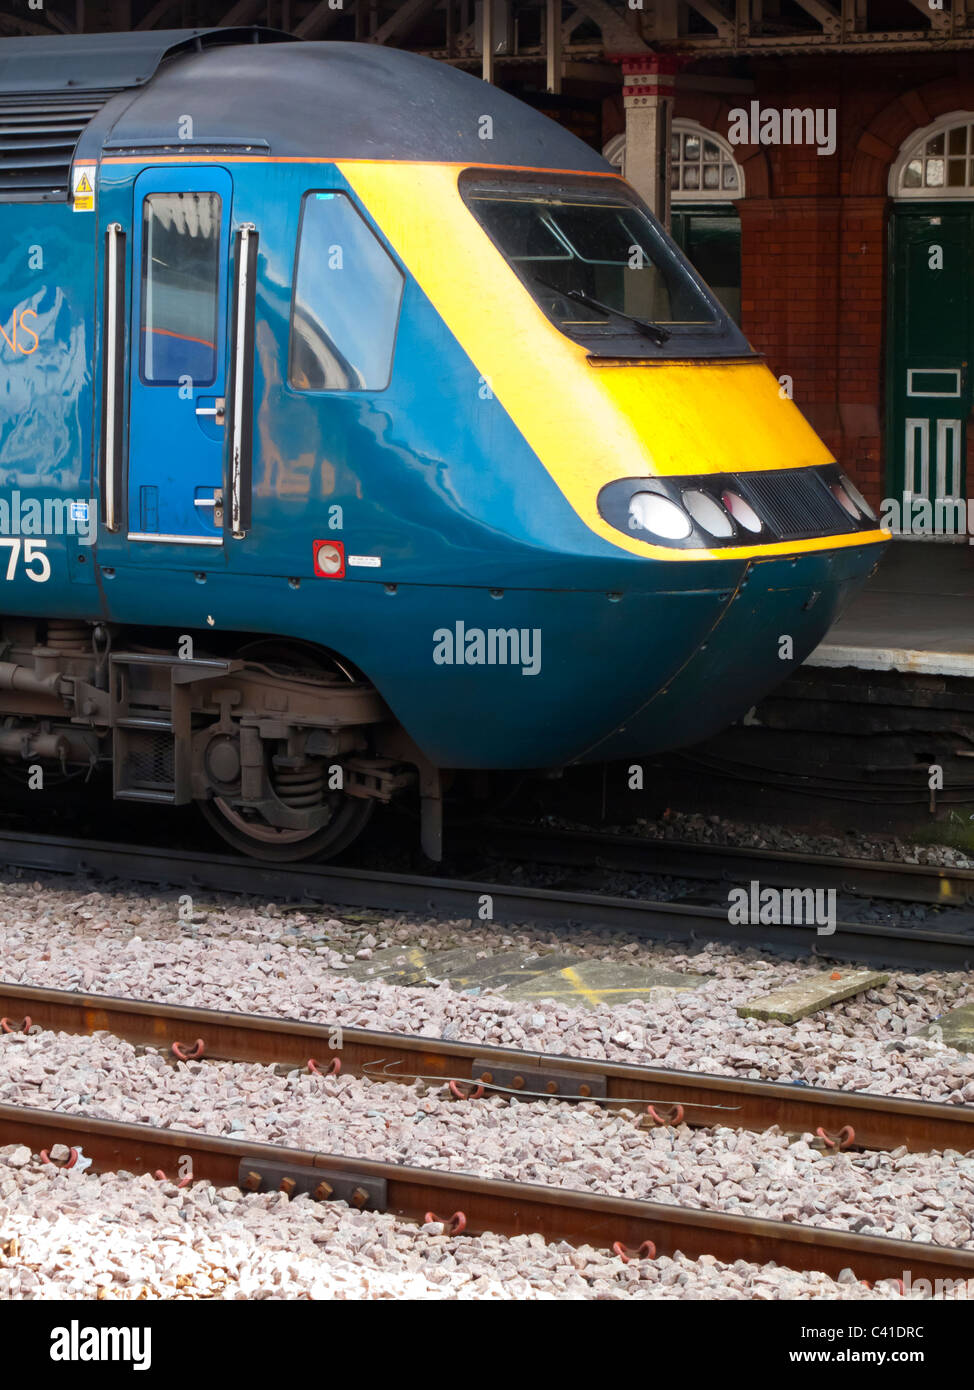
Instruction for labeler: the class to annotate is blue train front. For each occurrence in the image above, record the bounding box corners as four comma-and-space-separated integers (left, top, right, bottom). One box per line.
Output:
0, 28, 886, 860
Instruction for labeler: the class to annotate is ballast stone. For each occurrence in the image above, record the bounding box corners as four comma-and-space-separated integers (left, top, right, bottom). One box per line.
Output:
736, 969, 890, 1025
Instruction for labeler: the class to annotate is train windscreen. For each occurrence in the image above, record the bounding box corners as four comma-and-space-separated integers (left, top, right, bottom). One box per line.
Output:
461, 173, 751, 359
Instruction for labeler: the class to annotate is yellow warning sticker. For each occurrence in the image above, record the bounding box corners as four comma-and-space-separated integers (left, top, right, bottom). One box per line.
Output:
72, 165, 95, 211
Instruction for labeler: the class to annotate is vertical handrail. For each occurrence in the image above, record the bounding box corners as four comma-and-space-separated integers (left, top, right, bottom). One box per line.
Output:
228, 221, 258, 539
101, 221, 125, 532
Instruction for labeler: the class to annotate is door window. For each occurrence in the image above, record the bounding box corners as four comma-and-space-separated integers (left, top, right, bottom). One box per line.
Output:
140, 191, 221, 387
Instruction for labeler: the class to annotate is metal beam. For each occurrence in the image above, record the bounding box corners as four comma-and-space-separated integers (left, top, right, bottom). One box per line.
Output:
654, 0, 679, 41
373, 0, 437, 43
293, 0, 346, 38
561, 4, 582, 39
563, 0, 647, 49
218, 0, 260, 24
135, 0, 180, 29
546, 0, 563, 92
788, 0, 841, 31
899, 0, 951, 26
684, 0, 735, 37
483, 0, 494, 80
31, 4, 76, 32
0, 12, 59, 35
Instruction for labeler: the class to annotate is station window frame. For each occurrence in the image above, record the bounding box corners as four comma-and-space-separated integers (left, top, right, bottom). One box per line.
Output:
891, 111, 974, 200
287, 190, 406, 394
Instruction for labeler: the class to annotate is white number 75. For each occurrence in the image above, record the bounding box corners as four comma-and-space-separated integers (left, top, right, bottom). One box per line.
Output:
0, 539, 51, 583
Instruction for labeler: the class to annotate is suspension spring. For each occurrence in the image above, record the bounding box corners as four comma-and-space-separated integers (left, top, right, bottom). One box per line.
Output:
44, 619, 91, 653
272, 763, 325, 809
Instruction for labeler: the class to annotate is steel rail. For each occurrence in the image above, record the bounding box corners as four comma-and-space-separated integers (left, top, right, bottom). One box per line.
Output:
2, 982, 971, 1155
1, 1101, 971, 1284
0, 829, 971, 971
472, 823, 974, 907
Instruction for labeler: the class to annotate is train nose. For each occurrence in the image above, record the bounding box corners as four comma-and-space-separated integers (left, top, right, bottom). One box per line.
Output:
575, 540, 884, 762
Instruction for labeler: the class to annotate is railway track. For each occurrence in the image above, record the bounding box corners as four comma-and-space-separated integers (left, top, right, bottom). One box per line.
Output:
1, 982, 971, 1155
473, 822, 974, 908
0, 829, 973, 970
4, 1101, 971, 1287
2, 987, 974, 1286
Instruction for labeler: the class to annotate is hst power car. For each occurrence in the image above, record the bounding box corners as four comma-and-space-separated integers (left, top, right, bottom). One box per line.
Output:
0, 26, 885, 860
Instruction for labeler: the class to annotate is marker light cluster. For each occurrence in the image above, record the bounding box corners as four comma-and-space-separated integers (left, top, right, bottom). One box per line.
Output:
598, 464, 878, 549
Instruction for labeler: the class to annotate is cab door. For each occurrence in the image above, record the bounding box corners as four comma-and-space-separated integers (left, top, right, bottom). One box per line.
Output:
127, 167, 232, 545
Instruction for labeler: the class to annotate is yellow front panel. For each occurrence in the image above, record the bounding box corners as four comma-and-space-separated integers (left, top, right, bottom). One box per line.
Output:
340, 160, 886, 561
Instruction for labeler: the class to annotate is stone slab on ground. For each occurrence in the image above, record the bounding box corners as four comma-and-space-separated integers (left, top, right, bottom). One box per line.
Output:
341, 947, 583, 994
912, 1005, 974, 1053
342, 946, 431, 986
503, 961, 708, 1009
424, 950, 582, 992
737, 968, 890, 1025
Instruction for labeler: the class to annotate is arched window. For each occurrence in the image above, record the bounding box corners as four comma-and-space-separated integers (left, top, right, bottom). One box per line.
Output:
670, 121, 744, 200
891, 113, 974, 199
602, 131, 626, 173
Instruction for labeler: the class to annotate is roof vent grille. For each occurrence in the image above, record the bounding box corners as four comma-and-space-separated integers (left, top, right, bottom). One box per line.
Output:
0, 90, 117, 201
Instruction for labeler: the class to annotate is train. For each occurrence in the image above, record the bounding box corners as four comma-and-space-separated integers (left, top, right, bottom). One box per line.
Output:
0, 25, 886, 862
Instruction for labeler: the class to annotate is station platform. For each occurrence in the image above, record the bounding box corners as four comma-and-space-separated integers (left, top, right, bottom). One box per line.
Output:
807, 540, 974, 678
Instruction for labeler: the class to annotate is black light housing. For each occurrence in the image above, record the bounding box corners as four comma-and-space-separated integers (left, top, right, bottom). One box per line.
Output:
597, 463, 876, 549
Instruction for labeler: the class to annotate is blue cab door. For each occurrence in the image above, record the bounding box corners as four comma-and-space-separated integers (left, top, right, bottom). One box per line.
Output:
127, 167, 232, 545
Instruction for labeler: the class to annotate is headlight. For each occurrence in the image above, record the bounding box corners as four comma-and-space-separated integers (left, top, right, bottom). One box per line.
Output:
628, 491, 693, 540
683, 489, 734, 538
721, 490, 762, 533
839, 473, 877, 522
830, 481, 859, 519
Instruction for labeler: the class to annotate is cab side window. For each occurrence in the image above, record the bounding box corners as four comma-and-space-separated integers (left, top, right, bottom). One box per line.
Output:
140, 191, 221, 386
289, 192, 404, 392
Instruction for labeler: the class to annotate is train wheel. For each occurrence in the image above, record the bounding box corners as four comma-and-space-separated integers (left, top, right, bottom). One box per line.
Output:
198, 793, 373, 863
195, 638, 374, 863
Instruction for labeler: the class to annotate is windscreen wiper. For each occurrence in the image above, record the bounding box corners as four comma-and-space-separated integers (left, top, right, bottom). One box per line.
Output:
532, 275, 670, 345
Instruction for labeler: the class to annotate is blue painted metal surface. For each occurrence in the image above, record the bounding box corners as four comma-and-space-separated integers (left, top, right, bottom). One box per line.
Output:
0, 200, 96, 601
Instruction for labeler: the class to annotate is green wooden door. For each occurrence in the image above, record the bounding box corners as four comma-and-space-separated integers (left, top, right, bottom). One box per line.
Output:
888, 205, 973, 519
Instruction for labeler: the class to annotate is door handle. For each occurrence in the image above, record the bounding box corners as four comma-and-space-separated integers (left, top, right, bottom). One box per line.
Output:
195, 397, 226, 425
194, 487, 224, 527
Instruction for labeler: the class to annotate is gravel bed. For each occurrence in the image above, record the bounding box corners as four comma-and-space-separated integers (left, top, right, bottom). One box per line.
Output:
2, 874, 974, 1106
0, 1147, 902, 1301
604, 809, 974, 870
4, 1031, 973, 1250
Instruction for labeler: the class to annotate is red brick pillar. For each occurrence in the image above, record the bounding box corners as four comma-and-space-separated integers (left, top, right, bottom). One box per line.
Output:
835, 195, 888, 507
